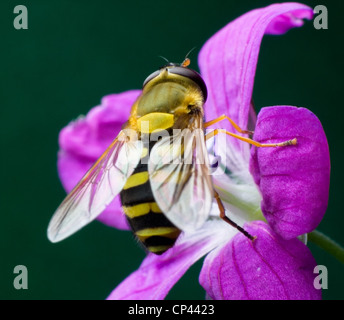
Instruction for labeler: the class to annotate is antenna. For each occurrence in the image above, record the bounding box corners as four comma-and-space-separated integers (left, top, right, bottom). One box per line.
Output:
181, 47, 196, 67
158, 55, 170, 64
185, 47, 196, 59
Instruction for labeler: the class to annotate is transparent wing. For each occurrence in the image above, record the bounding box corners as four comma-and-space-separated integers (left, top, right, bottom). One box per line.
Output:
48, 131, 143, 242
148, 126, 214, 232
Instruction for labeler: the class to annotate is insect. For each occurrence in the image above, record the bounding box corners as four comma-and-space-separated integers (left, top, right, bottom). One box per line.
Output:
47, 58, 296, 254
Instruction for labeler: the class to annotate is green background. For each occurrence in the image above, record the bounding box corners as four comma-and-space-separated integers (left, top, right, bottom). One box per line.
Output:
1, 0, 343, 300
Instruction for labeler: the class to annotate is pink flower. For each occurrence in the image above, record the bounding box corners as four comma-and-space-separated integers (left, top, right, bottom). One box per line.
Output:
57, 3, 330, 300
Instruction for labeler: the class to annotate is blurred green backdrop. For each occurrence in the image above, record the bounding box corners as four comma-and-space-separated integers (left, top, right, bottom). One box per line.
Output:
0, 0, 343, 300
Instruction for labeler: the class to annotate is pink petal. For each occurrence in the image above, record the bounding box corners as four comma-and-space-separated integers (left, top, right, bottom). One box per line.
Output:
198, 3, 313, 157
249, 106, 330, 239
107, 221, 228, 300
57, 90, 141, 230
200, 221, 321, 300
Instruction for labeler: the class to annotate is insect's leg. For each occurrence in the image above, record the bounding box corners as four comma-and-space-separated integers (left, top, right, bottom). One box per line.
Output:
214, 191, 255, 241
205, 129, 297, 147
204, 114, 254, 135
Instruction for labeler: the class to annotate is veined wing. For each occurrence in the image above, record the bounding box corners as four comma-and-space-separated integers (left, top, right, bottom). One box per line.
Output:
48, 131, 142, 242
148, 120, 213, 232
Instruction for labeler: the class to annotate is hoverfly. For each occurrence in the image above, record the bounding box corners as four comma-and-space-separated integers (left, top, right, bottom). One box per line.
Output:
47, 58, 296, 254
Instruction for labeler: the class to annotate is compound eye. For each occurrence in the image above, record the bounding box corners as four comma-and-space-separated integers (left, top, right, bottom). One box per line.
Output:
142, 70, 160, 88
142, 66, 207, 102
168, 67, 207, 102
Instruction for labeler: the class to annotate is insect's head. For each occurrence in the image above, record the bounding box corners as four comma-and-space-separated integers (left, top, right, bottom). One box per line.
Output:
143, 58, 208, 102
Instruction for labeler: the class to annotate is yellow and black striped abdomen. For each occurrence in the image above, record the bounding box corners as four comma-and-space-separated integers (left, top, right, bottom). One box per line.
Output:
120, 139, 181, 255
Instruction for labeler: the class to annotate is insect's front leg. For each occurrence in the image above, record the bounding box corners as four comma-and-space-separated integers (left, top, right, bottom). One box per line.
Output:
204, 113, 297, 147
204, 114, 254, 135
205, 129, 297, 147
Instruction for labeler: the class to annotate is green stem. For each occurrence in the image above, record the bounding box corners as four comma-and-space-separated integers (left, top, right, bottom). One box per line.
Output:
308, 230, 344, 264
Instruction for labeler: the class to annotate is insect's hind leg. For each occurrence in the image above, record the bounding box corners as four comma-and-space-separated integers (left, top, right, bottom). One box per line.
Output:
214, 191, 255, 241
